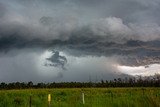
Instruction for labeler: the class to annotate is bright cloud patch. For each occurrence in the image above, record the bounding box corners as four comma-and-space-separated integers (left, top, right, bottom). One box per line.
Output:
117, 64, 160, 76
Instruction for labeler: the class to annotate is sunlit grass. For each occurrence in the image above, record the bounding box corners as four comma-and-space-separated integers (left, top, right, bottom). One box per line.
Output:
0, 88, 160, 107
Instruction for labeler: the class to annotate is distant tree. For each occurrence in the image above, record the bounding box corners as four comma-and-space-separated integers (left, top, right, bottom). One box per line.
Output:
27, 81, 33, 88
0, 82, 7, 89
37, 83, 46, 88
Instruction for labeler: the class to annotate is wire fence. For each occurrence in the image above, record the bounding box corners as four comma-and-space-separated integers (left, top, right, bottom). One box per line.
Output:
0, 88, 159, 107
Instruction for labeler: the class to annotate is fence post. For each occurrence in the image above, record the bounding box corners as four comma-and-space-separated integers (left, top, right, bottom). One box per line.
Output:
29, 96, 32, 107
82, 93, 85, 104
48, 94, 51, 107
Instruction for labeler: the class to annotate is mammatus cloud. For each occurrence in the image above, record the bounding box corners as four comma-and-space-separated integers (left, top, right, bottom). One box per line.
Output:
0, 0, 160, 82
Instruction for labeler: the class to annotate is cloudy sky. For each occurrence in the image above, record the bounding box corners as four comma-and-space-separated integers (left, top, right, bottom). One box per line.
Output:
0, 0, 160, 82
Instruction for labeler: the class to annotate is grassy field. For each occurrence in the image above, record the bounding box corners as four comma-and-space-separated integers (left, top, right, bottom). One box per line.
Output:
0, 88, 160, 107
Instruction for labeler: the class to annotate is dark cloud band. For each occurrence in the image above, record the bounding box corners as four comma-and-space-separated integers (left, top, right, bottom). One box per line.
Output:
0, 0, 160, 72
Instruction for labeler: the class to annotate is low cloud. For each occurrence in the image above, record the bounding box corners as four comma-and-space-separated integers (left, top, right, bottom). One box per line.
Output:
45, 51, 67, 70
0, 0, 160, 82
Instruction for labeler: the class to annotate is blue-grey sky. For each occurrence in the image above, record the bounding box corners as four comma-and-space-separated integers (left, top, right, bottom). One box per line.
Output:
0, 0, 160, 82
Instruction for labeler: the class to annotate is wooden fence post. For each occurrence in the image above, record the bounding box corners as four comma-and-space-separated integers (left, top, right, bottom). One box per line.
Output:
82, 93, 85, 104
48, 94, 51, 107
29, 96, 32, 107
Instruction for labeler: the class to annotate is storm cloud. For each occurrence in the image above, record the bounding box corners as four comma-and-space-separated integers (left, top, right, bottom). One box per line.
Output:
45, 51, 67, 70
0, 0, 160, 82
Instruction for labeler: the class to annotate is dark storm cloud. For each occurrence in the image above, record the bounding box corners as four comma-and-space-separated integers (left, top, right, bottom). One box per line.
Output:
0, 0, 160, 82
45, 51, 67, 70
0, 2, 7, 18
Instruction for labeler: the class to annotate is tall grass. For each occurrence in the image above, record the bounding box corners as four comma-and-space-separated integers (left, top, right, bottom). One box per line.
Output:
0, 88, 159, 107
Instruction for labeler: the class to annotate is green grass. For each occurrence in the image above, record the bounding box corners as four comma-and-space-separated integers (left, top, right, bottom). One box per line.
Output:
0, 88, 160, 107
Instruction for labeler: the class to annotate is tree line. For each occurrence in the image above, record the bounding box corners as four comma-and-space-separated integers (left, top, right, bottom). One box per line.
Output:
0, 74, 160, 89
